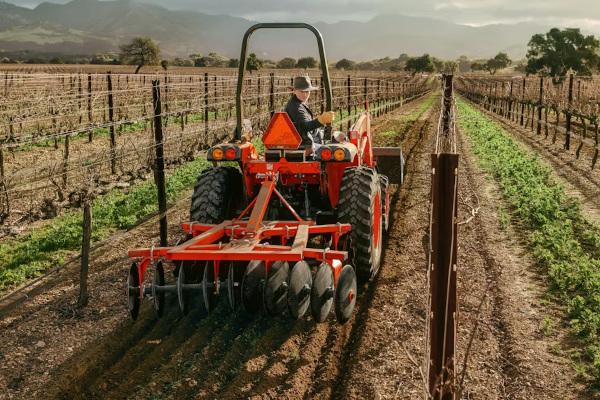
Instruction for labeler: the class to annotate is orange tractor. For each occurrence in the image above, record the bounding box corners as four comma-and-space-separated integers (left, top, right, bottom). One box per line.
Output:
126, 23, 404, 324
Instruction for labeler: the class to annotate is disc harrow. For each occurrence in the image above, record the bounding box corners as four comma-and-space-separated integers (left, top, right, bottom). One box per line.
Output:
127, 178, 359, 324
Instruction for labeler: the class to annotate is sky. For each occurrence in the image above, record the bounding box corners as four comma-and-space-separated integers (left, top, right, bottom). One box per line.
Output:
6, 0, 600, 33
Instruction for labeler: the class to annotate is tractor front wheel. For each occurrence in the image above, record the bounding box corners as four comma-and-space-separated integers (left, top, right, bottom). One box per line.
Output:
337, 167, 383, 283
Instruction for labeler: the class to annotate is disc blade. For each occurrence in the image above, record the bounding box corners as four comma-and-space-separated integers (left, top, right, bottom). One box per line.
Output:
310, 262, 334, 323
152, 261, 165, 318
227, 262, 242, 310
334, 265, 357, 324
177, 262, 190, 315
242, 260, 265, 314
263, 261, 289, 317
287, 260, 312, 320
127, 262, 141, 321
203, 261, 219, 313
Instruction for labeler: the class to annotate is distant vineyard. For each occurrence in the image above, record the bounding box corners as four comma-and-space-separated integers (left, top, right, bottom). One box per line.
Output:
456, 74, 600, 166
0, 70, 433, 230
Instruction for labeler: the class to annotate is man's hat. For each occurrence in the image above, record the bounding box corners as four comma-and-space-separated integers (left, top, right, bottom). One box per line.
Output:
293, 76, 318, 91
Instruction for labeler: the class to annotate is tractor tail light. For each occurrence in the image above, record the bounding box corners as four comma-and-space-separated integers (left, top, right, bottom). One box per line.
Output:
333, 149, 346, 161
225, 147, 237, 160
212, 148, 224, 160
320, 148, 332, 161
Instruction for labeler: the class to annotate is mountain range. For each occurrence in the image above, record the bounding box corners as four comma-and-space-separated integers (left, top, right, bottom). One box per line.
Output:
0, 0, 591, 61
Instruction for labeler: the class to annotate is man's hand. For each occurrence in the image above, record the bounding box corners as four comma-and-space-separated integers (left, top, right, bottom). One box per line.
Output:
317, 111, 335, 125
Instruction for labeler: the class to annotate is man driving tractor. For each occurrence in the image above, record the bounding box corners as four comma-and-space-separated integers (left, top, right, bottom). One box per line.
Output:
285, 76, 335, 146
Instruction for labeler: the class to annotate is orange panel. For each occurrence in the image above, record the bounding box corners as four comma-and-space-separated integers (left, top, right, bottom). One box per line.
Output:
262, 112, 302, 150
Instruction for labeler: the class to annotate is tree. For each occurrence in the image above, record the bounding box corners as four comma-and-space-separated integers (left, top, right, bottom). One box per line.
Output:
206, 52, 229, 67
458, 55, 470, 73
470, 62, 486, 72
486, 52, 512, 75
335, 58, 356, 70
246, 53, 263, 73
356, 61, 376, 71
277, 57, 296, 69
442, 60, 458, 74
469, 53, 512, 75
161, 59, 169, 71
195, 57, 208, 67
49, 56, 63, 64
432, 57, 444, 72
297, 56, 317, 69
228, 58, 239, 68
398, 53, 410, 62
526, 28, 600, 83
119, 37, 160, 74
404, 54, 435, 74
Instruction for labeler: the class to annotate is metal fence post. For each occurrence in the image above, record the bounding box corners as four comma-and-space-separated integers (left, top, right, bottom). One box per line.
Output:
152, 80, 168, 247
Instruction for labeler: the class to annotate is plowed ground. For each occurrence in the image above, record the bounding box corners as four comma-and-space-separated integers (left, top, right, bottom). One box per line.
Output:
0, 93, 588, 400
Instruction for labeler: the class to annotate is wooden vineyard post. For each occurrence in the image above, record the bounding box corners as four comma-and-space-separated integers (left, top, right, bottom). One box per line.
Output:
537, 77, 543, 135
347, 75, 352, 130
152, 80, 168, 247
88, 73, 93, 142
0, 142, 7, 223
270, 73, 275, 118
63, 134, 70, 187
320, 75, 325, 113
78, 193, 93, 308
78, 75, 83, 125
257, 74, 261, 128
364, 78, 368, 110
508, 80, 513, 121
428, 153, 458, 400
442, 75, 453, 135
377, 79, 381, 117
520, 78, 526, 126
107, 72, 116, 174
565, 74, 574, 150
204, 73, 209, 146
213, 75, 218, 123
164, 75, 169, 127
593, 121, 599, 169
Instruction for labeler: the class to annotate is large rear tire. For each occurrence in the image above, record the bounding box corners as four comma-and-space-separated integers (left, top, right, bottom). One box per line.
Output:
337, 167, 383, 283
190, 166, 243, 223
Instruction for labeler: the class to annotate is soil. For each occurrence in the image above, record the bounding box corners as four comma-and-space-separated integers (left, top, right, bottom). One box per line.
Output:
0, 92, 592, 400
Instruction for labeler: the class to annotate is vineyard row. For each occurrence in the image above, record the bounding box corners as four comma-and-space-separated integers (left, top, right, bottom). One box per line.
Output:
0, 72, 434, 230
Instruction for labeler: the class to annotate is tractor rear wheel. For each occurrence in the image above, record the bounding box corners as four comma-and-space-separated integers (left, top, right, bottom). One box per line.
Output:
337, 167, 383, 283
190, 166, 243, 223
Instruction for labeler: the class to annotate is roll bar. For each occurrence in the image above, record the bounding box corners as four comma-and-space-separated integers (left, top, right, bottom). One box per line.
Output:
235, 23, 333, 141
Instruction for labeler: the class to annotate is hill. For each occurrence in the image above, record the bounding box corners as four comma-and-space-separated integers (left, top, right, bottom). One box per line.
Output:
0, 0, 580, 60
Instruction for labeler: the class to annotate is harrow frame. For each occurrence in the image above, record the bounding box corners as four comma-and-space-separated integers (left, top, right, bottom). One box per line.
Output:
128, 177, 351, 301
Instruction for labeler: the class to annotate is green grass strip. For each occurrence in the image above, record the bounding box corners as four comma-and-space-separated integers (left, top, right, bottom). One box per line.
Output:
0, 156, 212, 292
458, 98, 600, 384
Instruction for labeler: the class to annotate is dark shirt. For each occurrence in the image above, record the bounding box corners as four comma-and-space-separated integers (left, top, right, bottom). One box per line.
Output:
284, 94, 323, 146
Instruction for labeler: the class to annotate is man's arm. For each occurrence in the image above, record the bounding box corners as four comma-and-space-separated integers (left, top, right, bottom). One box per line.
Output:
286, 102, 322, 139
295, 108, 323, 136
